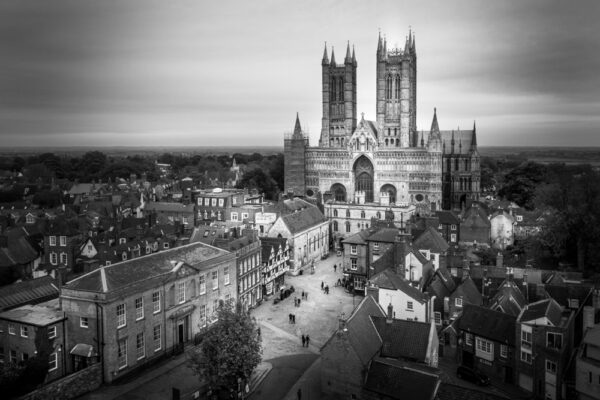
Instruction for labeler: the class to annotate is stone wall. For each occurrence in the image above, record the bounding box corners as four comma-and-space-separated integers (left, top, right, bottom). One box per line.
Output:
18, 363, 102, 400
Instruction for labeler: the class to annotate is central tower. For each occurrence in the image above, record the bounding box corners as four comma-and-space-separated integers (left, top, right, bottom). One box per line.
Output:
376, 31, 417, 148
319, 42, 357, 148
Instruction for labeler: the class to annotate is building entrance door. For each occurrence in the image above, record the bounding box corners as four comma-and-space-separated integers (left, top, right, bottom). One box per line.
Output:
177, 316, 189, 344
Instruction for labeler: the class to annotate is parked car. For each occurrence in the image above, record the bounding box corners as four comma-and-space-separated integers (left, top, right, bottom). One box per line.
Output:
456, 365, 490, 386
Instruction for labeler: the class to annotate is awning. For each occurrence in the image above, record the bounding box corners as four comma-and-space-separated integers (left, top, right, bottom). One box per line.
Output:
70, 343, 97, 358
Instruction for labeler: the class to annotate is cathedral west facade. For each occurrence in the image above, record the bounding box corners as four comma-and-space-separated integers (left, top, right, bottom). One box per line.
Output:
284, 31, 480, 217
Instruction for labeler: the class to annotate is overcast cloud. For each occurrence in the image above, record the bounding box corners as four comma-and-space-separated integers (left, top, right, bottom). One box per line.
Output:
0, 0, 598, 147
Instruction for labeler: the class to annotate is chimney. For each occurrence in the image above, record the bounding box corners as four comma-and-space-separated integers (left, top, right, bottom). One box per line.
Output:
387, 303, 393, 323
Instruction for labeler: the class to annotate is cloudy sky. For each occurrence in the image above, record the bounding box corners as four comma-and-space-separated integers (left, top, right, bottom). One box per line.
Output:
0, 0, 599, 147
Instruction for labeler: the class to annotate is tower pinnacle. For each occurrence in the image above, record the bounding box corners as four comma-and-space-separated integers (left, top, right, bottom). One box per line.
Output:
345, 41, 352, 63
330, 47, 336, 65
293, 112, 302, 137
322, 42, 329, 65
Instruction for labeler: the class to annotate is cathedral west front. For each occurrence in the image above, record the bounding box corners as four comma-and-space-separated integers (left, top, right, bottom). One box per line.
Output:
284, 31, 480, 220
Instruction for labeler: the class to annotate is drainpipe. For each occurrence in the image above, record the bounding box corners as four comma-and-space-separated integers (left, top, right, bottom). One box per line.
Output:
95, 300, 105, 383
62, 313, 67, 378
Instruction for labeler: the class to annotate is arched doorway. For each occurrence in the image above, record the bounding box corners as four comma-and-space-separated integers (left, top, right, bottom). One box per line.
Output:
330, 183, 347, 202
380, 184, 397, 204
354, 156, 374, 202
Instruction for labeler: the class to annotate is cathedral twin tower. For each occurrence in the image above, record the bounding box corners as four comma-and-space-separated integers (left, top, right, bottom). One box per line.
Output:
284, 31, 480, 213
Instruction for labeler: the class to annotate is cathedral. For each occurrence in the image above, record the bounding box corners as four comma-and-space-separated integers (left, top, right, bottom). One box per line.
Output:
284, 31, 480, 214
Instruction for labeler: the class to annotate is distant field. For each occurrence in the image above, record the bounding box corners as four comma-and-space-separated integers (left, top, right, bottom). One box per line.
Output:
479, 146, 600, 165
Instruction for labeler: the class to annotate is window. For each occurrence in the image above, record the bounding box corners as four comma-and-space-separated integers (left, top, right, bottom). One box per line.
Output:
136, 333, 145, 360
373, 242, 379, 251
546, 360, 557, 374
163, 242, 170, 249
360, 210, 365, 218
10, 350, 17, 364
60, 252, 68, 265
118, 339, 127, 369
80, 317, 89, 328
333, 209, 338, 217
346, 210, 350, 218
60, 236, 66, 246
500, 344, 508, 358
204, 198, 209, 206
26, 214, 35, 224
475, 337, 493, 358
213, 299, 219, 314
49, 236, 56, 246
153, 325, 162, 352
434, 312, 442, 325
122, 252, 127, 261
333, 221, 338, 231
49, 352, 57, 371
224, 267, 230, 285
351, 258, 357, 270
516, 215, 523, 222
199, 305, 207, 327
438, 224, 443, 230
465, 333, 473, 346
20, 326, 28, 337
407, 301, 413, 311
199, 274, 206, 294
231, 212, 238, 221
345, 222, 350, 233
48, 326, 57, 339
451, 225, 457, 231
450, 234, 457, 242
8, 323, 15, 335
211, 198, 216, 206
106, 261, 111, 266
146, 246, 151, 254
350, 245, 357, 255
22, 352, 29, 362
455, 297, 463, 307
521, 350, 532, 364
117, 304, 126, 328
152, 291, 161, 313
119, 238, 126, 245
135, 297, 144, 320
178, 281, 186, 304
50, 252, 58, 265
547, 332, 562, 350
212, 270, 218, 290
521, 328, 532, 345
218, 198, 224, 207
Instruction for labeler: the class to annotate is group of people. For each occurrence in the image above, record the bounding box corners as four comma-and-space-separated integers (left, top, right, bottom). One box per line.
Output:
301, 334, 310, 347
288, 313, 296, 324
321, 281, 330, 294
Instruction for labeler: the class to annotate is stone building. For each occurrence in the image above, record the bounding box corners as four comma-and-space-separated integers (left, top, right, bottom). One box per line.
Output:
284, 31, 480, 214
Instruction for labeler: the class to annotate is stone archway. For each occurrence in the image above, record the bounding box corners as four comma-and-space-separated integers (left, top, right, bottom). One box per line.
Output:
354, 156, 374, 203
330, 183, 347, 202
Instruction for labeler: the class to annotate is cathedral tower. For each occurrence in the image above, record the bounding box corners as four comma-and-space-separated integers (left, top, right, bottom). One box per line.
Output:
376, 31, 417, 148
319, 42, 357, 148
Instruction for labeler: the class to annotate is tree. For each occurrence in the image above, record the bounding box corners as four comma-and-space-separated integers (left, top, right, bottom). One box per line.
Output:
237, 168, 278, 200
80, 151, 107, 178
188, 301, 262, 398
498, 161, 547, 209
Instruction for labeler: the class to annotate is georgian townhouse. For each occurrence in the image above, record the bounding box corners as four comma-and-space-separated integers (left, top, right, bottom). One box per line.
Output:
516, 298, 575, 400
436, 210, 460, 245
60, 242, 236, 383
260, 237, 289, 297
0, 300, 67, 382
144, 202, 196, 230
43, 217, 82, 274
195, 188, 245, 224
459, 203, 490, 246
458, 305, 517, 384
342, 230, 371, 292
266, 198, 328, 275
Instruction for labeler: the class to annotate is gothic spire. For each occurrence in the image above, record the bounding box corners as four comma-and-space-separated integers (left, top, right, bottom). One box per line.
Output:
293, 112, 302, 137
430, 107, 440, 134
345, 41, 352, 63
322, 42, 329, 65
404, 35, 409, 53
377, 31, 382, 55
472, 121, 477, 146
330, 47, 336, 65
383, 35, 387, 55
411, 33, 416, 53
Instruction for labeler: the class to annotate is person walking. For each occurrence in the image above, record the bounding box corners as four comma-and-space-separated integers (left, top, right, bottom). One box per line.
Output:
334, 264, 337, 273
321, 281, 324, 291
301, 334, 306, 347
306, 334, 310, 347
305, 292, 308, 301
298, 298, 301, 307
292, 314, 296, 324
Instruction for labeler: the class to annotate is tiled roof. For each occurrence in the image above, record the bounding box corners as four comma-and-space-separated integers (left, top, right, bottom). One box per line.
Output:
260, 237, 288, 261
0, 227, 40, 267
371, 248, 395, 276
371, 316, 432, 362
440, 129, 474, 155
370, 269, 429, 304
364, 357, 440, 400
145, 202, 195, 213
342, 229, 370, 245
368, 227, 400, 243
280, 205, 327, 235
414, 227, 449, 253
519, 298, 564, 326
436, 210, 459, 225
489, 279, 527, 317
453, 277, 483, 306
0, 276, 58, 311
64, 242, 231, 294
459, 304, 516, 345
461, 205, 491, 228
335, 295, 385, 365
425, 266, 456, 300
437, 383, 508, 400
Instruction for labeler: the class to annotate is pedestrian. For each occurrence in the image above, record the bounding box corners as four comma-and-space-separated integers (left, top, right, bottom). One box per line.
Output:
292, 314, 296, 324
301, 334, 306, 347
297, 388, 302, 400
257, 327, 261, 338
298, 298, 301, 307
301, 290, 304, 299
334, 264, 337, 272
306, 334, 310, 347
289, 313, 292, 324
321, 281, 324, 290
305, 292, 308, 301
326, 285, 329, 295
337, 278, 342, 286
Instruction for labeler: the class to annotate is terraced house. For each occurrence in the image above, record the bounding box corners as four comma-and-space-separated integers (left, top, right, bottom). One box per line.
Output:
60, 242, 236, 383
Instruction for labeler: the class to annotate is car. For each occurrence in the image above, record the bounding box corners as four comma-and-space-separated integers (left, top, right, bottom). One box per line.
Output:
456, 365, 490, 386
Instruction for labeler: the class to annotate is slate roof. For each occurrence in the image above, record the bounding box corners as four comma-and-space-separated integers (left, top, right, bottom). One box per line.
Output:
371, 247, 396, 276
370, 269, 429, 304
453, 277, 483, 306
0, 276, 59, 311
371, 316, 433, 362
461, 205, 490, 228
261, 237, 288, 261
44, 216, 80, 237
368, 227, 400, 243
280, 205, 327, 235
364, 357, 440, 400
425, 266, 456, 301
64, 242, 231, 294
0, 301, 65, 327
414, 227, 449, 253
440, 129, 475, 155
342, 229, 371, 245
436, 210, 460, 225
327, 295, 385, 366
459, 304, 516, 345
489, 280, 527, 317
437, 383, 508, 400
0, 227, 40, 267
519, 298, 564, 326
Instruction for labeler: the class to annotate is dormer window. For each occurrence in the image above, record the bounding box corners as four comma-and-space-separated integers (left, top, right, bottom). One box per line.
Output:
26, 214, 35, 224
350, 245, 357, 255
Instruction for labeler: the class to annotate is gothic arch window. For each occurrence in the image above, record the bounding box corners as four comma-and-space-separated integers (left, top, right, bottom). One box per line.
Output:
360, 210, 365, 219
380, 184, 397, 204
354, 156, 374, 203
345, 221, 351, 233
385, 139, 389, 146
331, 184, 347, 202
395, 75, 401, 99
447, 158, 451, 171
338, 78, 344, 101
465, 159, 469, 171
333, 209, 338, 217
396, 139, 399, 147
394, 128, 397, 137
376, 211, 381, 219
346, 209, 350, 218
455, 159, 459, 171
386, 76, 392, 99
331, 77, 337, 102
333, 221, 338, 232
